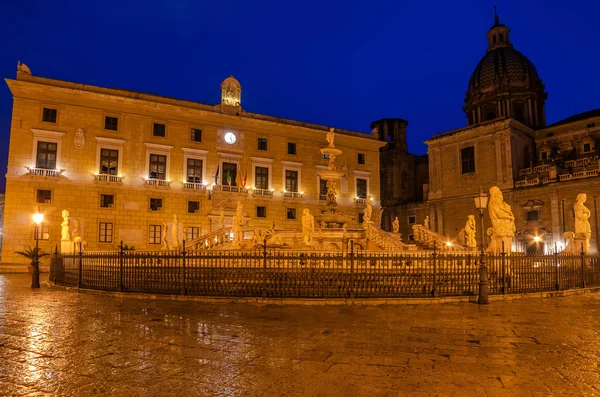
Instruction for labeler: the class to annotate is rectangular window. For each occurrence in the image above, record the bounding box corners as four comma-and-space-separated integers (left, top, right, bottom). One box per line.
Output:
99, 222, 113, 243
356, 178, 367, 199
285, 170, 298, 192
104, 116, 118, 131
153, 123, 166, 137
286, 208, 297, 220
255, 166, 269, 190
408, 215, 416, 225
188, 201, 200, 214
149, 154, 167, 179
190, 128, 202, 142
358, 213, 364, 224
100, 148, 119, 175
460, 146, 476, 174
222, 162, 237, 186
321, 153, 329, 160
149, 198, 163, 211
186, 158, 203, 183
258, 138, 268, 151
34, 223, 50, 240
319, 178, 327, 199
100, 194, 115, 208
256, 206, 267, 218
149, 225, 162, 244
42, 107, 57, 123
288, 142, 296, 155
358, 153, 365, 164
527, 210, 539, 222
584, 143, 592, 153
187, 226, 200, 241
36, 189, 52, 204
36, 141, 57, 169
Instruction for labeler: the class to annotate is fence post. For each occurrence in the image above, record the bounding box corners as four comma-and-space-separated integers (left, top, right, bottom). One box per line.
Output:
349, 240, 355, 299
181, 239, 187, 296
478, 250, 489, 304
53, 245, 59, 284
262, 237, 267, 298
554, 242, 560, 291
501, 241, 506, 294
432, 242, 437, 297
77, 241, 83, 288
119, 240, 124, 292
581, 243, 586, 288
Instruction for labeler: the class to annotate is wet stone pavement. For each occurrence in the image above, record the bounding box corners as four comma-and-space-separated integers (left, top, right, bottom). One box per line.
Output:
1, 275, 600, 396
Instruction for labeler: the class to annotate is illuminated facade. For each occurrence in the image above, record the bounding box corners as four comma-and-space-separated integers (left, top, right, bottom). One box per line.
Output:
2, 67, 383, 264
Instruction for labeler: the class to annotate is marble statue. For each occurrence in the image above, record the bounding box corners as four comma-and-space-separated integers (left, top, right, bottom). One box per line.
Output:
171, 215, 180, 249
392, 217, 400, 233
162, 222, 169, 250
61, 210, 71, 241
232, 201, 244, 247
488, 186, 515, 254
17, 61, 31, 75
219, 207, 225, 230
327, 154, 337, 171
574, 193, 592, 253
363, 196, 373, 224
72, 219, 82, 243
424, 216, 429, 230
465, 215, 477, 248
302, 209, 315, 246
326, 180, 337, 210
485, 228, 497, 255
457, 228, 466, 246
253, 228, 268, 247
326, 128, 335, 148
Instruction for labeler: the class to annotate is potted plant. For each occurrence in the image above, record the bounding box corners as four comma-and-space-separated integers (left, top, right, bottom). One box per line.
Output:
15, 246, 49, 273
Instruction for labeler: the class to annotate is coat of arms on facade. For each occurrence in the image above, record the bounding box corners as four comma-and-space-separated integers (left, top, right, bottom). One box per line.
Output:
74, 128, 85, 149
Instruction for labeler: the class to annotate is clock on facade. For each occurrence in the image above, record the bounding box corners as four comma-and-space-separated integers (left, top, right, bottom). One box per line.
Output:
224, 132, 237, 144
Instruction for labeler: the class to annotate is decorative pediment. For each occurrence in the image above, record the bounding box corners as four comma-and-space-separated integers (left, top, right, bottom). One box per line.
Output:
521, 199, 544, 210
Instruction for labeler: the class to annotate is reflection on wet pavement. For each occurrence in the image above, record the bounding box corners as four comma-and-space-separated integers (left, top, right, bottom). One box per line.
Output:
1, 274, 599, 396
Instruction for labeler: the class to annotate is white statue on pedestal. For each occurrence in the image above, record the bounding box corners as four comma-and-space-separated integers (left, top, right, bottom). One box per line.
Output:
392, 217, 400, 233
465, 215, 477, 248
162, 222, 169, 250
171, 215, 180, 249
326, 128, 335, 148
61, 210, 71, 241
488, 186, 515, 254
232, 201, 244, 247
574, 193, 592, 254
302, 209, 315, 246
363, 196, 373, 224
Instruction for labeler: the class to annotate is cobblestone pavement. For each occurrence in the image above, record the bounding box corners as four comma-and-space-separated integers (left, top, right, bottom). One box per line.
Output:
1, 275, 600, 396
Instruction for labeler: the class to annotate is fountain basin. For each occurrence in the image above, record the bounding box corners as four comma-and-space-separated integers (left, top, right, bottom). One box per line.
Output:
315, 212, 357, 229
320, 147, 342, 157
317, 169, 344, 180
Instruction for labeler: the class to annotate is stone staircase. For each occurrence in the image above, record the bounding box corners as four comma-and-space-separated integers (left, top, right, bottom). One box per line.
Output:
412, 225, 468, 251
365, 224, 411, 252
185, 228, 232, 250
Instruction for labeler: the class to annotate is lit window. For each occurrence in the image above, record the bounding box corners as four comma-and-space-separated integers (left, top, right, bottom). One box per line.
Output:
356, 178, 367, 199
285, 170, 298, 192
36, 141, 57, 169
186, 158, 203, 183
149, 225, 162, 244
34, 223, 50, 240
255, 166, 269, 190
149, 154, 167, 179
100, 149, 119, 175
99, 222, 113, 243
187, 227, 200, 241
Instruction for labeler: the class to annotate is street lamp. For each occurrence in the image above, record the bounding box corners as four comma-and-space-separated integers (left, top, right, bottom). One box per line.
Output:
473, 189, 489, 251
32, 211, 44, 289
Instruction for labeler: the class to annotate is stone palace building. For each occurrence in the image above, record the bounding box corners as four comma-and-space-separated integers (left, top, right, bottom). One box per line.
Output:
380, 13, 600, 254
1, 68, 383, 264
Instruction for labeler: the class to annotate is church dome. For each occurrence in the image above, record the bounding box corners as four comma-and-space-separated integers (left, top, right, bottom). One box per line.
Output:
468, 47, 540, 93
463, 10, 547, 129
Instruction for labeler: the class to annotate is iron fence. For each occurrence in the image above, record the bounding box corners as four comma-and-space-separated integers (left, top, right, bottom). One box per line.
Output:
49, 244, 600, 300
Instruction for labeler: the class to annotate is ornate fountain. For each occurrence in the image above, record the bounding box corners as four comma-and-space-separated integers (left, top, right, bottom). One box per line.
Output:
315, 128, 356, 228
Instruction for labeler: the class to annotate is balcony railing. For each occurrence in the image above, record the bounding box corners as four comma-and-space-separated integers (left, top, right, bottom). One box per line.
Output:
515, 178, 540, 188
282, 191, 303, 199
212, 185, 248, 194
559, 169, 599, 181
252, 188, 274, 197
565, 156, 599, 168
27, 167, 62, 177
519, 164, 551, 177
183, 182, 207, 191
95, 174, 122, 183
145, 178, 170, 187
319, 194, 327, 201
354, 197, 367, 204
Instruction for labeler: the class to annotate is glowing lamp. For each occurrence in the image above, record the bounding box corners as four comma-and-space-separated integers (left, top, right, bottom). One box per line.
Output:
534, 236, 541, 243
33, 213, 44, 225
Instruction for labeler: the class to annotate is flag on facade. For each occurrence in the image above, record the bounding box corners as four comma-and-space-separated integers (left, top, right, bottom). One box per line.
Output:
226, 168, 231, 185
214, 164, 220, 185
241, 160, 249, 188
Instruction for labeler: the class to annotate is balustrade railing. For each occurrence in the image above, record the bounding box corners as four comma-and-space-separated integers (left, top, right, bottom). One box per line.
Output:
50, 247, 600, 299
95, 174, 122, 183
27, 167, 62, 177
565, 156, 599, 168
559, 169, 599, 181
252, 188, 274, 197
515, 177, 540, 188
366, 224, 406, 252
145, 178, 170, 187
183, 182, 207, 190
412, 225, 468, 251
213, 184, 248, 193
282, 191, 303, 199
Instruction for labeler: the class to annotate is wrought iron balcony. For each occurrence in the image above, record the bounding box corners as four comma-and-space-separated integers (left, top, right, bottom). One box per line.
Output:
27, 167, 62, 177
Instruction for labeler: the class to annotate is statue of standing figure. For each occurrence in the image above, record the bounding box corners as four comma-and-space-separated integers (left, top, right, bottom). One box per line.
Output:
171, 215, 180, 249
392, 217, 400, 233
231, 201, 245, 247
162, 222, 169, 250
302, 209, 315, 246
574, 193, 592, 254
363, 196, 373, 224
326, 128, 335, 148
218, 207, 225, 230
465, 215, 477, 248
61, 210, 71, 241
488, 186, 515, 254
424, 216, 429, 230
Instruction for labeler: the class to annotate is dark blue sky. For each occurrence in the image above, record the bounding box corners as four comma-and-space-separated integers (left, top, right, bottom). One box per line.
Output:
1, 0, 599, 193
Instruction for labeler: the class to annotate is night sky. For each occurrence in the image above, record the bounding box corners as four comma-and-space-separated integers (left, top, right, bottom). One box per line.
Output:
1, 0, 599, 193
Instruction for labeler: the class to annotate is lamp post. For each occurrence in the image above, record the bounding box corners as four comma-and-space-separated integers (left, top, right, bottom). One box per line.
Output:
473, 189, 489, 304
32, 212, 44, 289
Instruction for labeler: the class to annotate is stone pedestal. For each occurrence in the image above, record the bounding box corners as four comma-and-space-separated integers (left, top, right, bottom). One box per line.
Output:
61, 241, 74, 254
